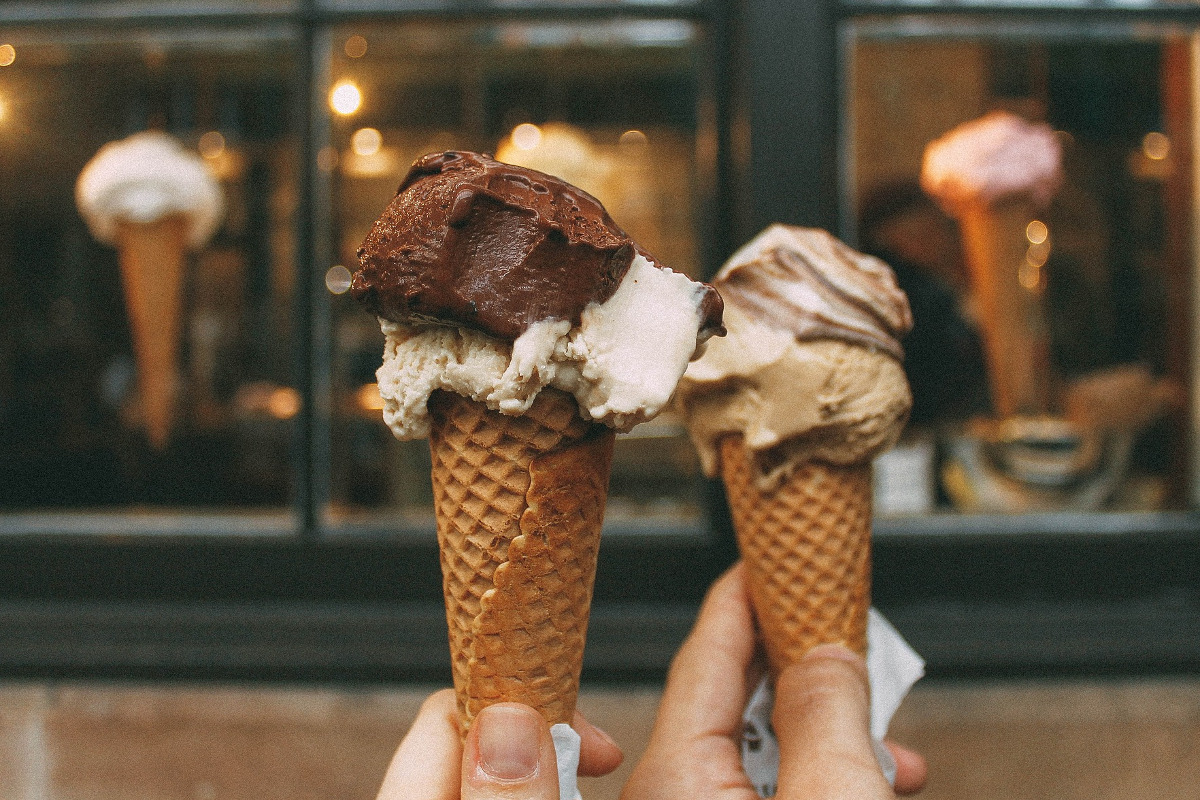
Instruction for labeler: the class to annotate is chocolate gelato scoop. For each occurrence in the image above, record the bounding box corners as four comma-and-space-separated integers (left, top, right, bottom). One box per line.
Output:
353, 151, 722, 341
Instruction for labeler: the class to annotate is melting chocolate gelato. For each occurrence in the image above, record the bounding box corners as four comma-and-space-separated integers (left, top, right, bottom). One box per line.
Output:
353, 151, 722, 341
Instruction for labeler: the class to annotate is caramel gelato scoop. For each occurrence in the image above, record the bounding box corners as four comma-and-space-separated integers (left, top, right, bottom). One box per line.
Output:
678, 227, 920, 787
677, 224, 912, 489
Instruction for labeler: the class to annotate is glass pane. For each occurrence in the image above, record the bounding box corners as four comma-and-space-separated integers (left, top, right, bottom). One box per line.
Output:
844, 19, 1192, 516
321, 19, 711, 533
0, 26, 300, 521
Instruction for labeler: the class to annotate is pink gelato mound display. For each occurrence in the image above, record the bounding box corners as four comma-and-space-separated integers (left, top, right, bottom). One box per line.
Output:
921, 111, 1063, 215
921, 111, 1061, 418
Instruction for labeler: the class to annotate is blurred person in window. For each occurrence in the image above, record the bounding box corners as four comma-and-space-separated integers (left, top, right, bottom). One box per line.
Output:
858, 181, 991, 426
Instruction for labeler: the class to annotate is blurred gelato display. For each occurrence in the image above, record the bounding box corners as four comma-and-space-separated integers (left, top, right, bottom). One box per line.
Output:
76, 131, 224, 449
0, 27, 298, 510
921, 110, 1062, 419
848, 27, 1188, 513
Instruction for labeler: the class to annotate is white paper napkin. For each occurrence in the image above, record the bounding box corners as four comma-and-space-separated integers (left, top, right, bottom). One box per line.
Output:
740, 608, 925, 796
551, 722, 583, 800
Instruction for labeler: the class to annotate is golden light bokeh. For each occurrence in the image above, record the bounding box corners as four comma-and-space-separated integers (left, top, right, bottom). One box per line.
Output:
351, 127, 382, 156
1143, 131, 1170, 161
344, 35, 368, 59
330, 80, 362, 115
325, 265, 353, 294
1026, 220, 1049, 245
1026, 240, 1051, 269
356, 383, 385, 412
0, 44, 15, 67
1018, 260, 1042, 292
510, 122, 542, 151
619, 129, 649, 149
317, 146, 339, 172
198, 130, 226, 159
267, 387, 302, 420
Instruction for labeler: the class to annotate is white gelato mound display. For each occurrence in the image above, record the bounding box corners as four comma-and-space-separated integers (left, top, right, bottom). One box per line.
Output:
76, 131, 224, 448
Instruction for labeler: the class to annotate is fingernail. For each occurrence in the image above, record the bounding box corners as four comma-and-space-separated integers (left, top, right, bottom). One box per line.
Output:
590, 722, 618, 750
803, 642, 864, 665
476, 705, 541, 781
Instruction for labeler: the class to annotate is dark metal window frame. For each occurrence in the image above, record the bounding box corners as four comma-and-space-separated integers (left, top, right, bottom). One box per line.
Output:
0, 0, 1196, 683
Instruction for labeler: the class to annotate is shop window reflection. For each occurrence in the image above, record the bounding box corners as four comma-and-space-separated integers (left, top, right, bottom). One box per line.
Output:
0, 29, 299, 512
847, 24, 1188, 515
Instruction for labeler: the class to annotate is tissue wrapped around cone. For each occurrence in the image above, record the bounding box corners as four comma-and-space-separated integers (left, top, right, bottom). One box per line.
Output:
116, 215, 188, 450
428, 387, 615, 732
719, 435, 871, 674
958, 198, 1049, 417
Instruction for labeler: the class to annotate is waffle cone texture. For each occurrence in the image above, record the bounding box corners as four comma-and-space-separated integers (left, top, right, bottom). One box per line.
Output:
428, 388, 615, 732
719, 436, 871, 675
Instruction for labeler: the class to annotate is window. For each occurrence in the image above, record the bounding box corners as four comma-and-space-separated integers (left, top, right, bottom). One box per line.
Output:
0, 22, 298, 525
831, 2, 1200, 673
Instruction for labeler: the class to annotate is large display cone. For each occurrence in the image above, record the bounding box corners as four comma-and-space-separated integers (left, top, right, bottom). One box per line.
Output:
428, 387, 615, 733
719, 435, 871, 676
957, 198, 1049, 418
116, 215, 188, 450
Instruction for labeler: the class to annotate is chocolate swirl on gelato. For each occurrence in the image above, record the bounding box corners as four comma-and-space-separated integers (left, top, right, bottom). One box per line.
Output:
677, 225, 913, 483
716, 225, 912, 360
353, 151, 721, 341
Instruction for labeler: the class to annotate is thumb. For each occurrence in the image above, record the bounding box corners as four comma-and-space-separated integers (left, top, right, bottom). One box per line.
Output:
773, 645, 894, 800
462, 703, 563, 800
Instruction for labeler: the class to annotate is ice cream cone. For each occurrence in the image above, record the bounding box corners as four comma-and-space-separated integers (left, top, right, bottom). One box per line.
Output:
116, 215, 188, 450
719, 435, 871, 675
428, 387, 615, 733
957, 198, 1049, 418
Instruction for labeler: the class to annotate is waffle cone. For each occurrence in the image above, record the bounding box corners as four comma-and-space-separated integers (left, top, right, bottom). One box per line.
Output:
958, 199, 1049, 417
719, 436, 871, 675
428, 388, 615, 733
116, 216, 188, 450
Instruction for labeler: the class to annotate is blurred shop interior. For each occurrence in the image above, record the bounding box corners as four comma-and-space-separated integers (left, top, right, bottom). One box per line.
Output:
0, 0, 1198, 792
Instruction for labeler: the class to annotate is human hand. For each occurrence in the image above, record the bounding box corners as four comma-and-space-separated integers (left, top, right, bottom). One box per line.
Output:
620, 563, 926, 799
376, 689, 624, 800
